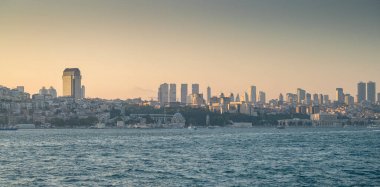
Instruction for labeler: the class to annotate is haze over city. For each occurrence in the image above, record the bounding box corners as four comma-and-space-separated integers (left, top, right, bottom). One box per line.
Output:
1, 0, 379, 99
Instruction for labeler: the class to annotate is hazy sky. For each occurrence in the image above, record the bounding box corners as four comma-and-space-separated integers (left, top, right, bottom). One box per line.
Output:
1, 0, 379, 100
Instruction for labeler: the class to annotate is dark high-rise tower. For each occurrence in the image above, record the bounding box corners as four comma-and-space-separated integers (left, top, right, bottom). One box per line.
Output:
357, 82, 366, 103
367, 81, 376, 103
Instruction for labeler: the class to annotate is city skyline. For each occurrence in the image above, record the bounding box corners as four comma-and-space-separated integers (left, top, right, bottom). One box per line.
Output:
1, 0, 379, 99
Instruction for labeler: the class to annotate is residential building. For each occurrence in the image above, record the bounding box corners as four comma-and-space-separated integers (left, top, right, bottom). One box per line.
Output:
180, 84, 188, 104
367, 81, 376, 103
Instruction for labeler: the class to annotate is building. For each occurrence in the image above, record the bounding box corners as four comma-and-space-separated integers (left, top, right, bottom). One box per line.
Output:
229, 93, 234, 102
286, 93, 297, 105
357, 82, 366, 103
296, 105, 307, 114
243, 92, 249, 102
16, 86, 24, 92
378, 93, 380, 103
249, 86, 256, 103
158, 83, 169, 106
297, 88, 306, 104
367, 81, 376, 104
180, 84, 188, 104
279, 93, 284, 104
259, 91, 266, 104
81, 86, 85, 99
187, 93, 204, 107
235, 94, 240, 102
311, 113, 337, 121
323, 95, 330, 105
345, 94, 354, 106
336, 88, 344, 104
318, 94, 324, 105
39, 87, 48, 95
313, 94, 319, 105
207, 86, 211, 104
169, 84, 176, 102
192, 84, 199, 94
306, 93, 311, 105
62, 68, 82, 99
49, 87, 57, 98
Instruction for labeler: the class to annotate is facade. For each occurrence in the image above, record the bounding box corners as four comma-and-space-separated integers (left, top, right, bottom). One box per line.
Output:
243, 92, 249, 102
81, 86, 85, 99
279, 93, 284, 104
367, 81, 376, 103
286, 93, 297, 105
378, 93, 380, 103
313, 94, 319, 105
192, 84, 199, 94
187, 93, 204, 107
169, 84, 176, 102
259, 91, 266, 104
48, 87, 57, 98
297, 88, 306, 104
62, 68, 82, 99
249, 86, 256, 103
306, 93, 311, 105
158, 83, 169, 106
336, 88, 344, 104
318, 94, 324, 105
180, 84, 188, 104
310, 113, 337, 121
207, 86, 211, 104
323, 95, 330, 105
357, 82, 366, 103
345, 94, 354, 106
16, 86, 24, 92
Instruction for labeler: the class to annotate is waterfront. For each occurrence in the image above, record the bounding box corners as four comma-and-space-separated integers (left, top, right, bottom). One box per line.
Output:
1, 127, 379, 186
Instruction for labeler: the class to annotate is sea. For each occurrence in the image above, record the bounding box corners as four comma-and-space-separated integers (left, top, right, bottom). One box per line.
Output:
0, 127, 379, 186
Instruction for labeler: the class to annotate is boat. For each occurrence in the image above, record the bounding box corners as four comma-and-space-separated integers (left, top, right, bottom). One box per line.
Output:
276, 125, 286, 129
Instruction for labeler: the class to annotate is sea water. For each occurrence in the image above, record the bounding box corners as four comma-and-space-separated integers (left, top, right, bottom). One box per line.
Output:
0, 127, 379, 186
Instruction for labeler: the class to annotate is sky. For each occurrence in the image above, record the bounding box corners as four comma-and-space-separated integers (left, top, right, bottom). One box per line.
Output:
0, 0, 379, 100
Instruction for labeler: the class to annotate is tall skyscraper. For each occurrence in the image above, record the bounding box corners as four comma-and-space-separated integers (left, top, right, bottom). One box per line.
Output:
249, 86, 256, 103
259, 91, 266, 104
336, 88, 344, 104
243, 92, 249, 102
169, 84, 176, 102
323, 95, 330, 105
192, 84, 199, 94
158, 83, 169, 106
313, 94, 319, 105
297, 88, 306, 104
207, 86, 211, 104
367, 81, 376, 103
357, 82, 366, 103
306, 93, 311, 105
62, 68, 82, 99
180, 84, 188, 104
378, 93, 380, 103
318, 94, 324, 105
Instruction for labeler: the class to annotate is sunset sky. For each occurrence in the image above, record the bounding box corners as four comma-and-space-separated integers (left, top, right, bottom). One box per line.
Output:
1, 0, 379, 100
